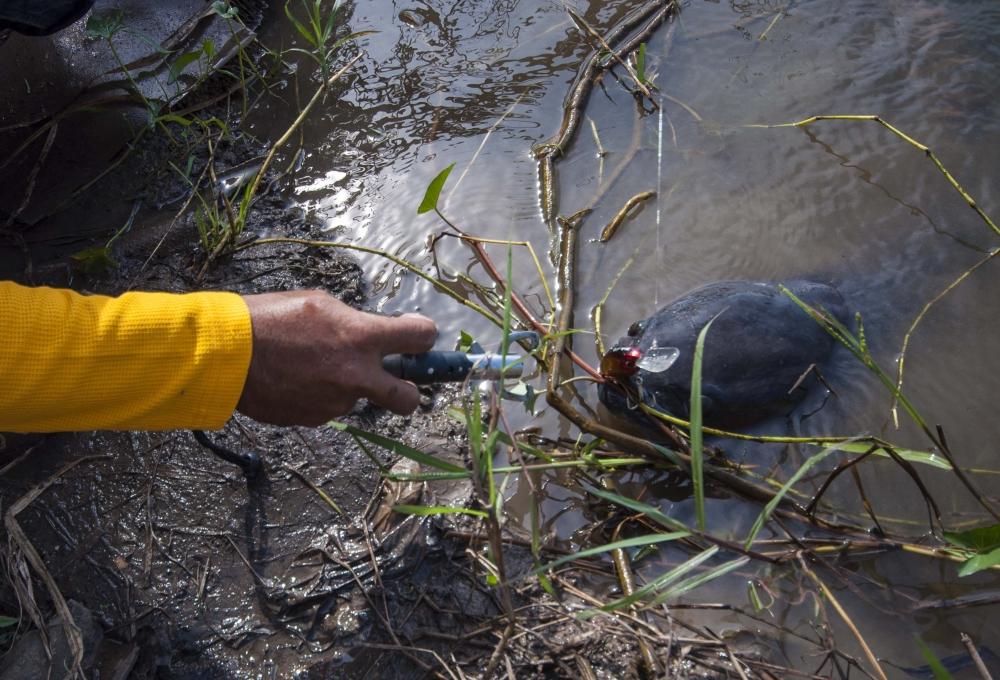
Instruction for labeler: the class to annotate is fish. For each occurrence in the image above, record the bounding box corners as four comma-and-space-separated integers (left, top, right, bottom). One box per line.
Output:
598, 280, 848, 429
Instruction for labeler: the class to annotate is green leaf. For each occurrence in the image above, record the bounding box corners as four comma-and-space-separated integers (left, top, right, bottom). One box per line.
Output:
417, 163, 455, 214
386, 470, 468, 481
484, 428, 501, 510
650, 442, 687, 469
168, 50, 203, 84
503, 381, 538, 414
394, 504, 487, 518
689, 315, 717, 532
537, 573, 556, 597
957, 545, 1000, 577
0, 616, 17, 628
582, 483, 689, 533
211, 1, 239, 19
636, 42, 646, 84
579, 546, 719, 619
457, 330, 475, 353
327, 421, 465, 473
744, 440, 854, 550
330, 30, 379, 52
70, 246, 116, 275
157, 114, 194, 128
644, 556, 750, 607
533, 532, 690, 575
324, 0, 338, 39
84, 11, 124, 40
914, 636, 955, 680
467, 391, 483, 468
747, 581, 764, 612
943, 524, 1000, 552
285, 2, 319, 47
836, 441, 952, 470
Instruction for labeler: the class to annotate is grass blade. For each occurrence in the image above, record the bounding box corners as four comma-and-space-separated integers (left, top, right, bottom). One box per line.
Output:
328, 421, 465, 473
835, 442, 952, 470
330, 29, 378, 51
914, 637, 955, 680
957, 545, 1000, 577
533, 531, 690, 575
579, 546, 719, 619
645, 556, 750, 607
583, 483, 689, 532
744, 440, 853, 549
690, 316, 718, 532
394, 504, 487, 518
943, 524, 1000, 552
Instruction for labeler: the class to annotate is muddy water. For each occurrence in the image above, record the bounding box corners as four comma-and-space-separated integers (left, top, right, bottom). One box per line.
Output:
251, 0, 1000, 671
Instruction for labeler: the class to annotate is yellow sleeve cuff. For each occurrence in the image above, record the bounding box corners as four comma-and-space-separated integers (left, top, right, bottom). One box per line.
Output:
0, 283, 253, 432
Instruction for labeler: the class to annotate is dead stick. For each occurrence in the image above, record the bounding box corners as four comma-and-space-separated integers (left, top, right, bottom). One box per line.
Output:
961, 632, 994, 680
6, 455, 111, 680
567, 10, 659, 108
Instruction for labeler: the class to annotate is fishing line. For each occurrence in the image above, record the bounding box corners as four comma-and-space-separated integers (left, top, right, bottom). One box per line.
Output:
655, 93, 664, 306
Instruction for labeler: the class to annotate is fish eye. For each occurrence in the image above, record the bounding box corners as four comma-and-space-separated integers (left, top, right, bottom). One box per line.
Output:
627, 320, 646, 337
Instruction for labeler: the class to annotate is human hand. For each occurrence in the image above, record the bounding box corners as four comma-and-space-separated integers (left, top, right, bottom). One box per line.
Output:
237, 290, 437, 426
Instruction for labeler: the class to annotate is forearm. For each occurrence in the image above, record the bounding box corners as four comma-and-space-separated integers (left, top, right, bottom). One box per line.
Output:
0, 282, 252, 432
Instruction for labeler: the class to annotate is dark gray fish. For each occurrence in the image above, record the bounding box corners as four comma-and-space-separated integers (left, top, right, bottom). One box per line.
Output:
598, 280, 848, 429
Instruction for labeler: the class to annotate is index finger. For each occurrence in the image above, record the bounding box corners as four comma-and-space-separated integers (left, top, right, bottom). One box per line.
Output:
370, 313, 438, 354
363, 370, 423, 415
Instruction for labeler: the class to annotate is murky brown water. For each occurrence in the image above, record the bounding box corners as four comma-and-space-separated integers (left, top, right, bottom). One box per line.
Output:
247, 0, 1000, 672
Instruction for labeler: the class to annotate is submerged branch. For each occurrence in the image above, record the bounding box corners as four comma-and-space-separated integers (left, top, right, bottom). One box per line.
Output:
749, 115, 1000, 239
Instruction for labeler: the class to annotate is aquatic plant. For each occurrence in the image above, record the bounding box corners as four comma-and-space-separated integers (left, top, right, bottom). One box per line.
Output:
284, 0, 375, 87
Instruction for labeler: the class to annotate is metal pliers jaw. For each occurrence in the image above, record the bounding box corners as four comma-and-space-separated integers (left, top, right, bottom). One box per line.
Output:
382, 330, 540, 385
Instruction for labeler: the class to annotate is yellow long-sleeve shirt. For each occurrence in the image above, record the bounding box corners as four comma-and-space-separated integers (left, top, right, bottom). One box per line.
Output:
0, 282, 253, 432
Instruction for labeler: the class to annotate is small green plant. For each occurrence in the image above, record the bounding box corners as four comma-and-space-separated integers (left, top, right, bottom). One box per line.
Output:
167, 38, 217, 85
285, 0, 375, 86
85, 10, 171, 126
70, 202, 140, 275
688, 316, 715, 532
193, 198, 229, 255
943, 524, 1000, 576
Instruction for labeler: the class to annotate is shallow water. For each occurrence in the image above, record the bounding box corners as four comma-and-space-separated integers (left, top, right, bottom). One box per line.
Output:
251, 0, 1000, 670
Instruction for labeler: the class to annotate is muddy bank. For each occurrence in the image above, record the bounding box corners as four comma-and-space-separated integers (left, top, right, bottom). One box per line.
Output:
0, 9, 685, 676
